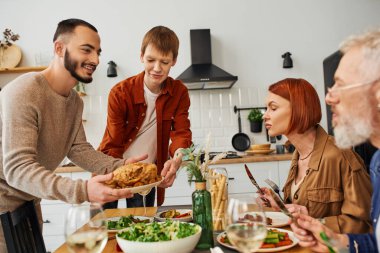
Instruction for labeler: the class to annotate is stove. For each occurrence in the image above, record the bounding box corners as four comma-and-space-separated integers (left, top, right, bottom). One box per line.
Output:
201, 151, 241, 162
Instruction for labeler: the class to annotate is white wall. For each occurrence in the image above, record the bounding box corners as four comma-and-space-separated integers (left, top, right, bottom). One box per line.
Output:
1, 0, 380, 152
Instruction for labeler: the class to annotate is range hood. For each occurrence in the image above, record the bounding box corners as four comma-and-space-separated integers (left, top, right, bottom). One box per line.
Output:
177, 29, 238, 90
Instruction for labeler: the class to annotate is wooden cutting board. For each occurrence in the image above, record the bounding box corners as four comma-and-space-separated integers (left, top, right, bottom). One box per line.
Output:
0, 44, 22, 68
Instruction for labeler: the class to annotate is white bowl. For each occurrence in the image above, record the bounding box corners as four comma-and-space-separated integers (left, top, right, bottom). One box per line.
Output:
116, 223, 202, 253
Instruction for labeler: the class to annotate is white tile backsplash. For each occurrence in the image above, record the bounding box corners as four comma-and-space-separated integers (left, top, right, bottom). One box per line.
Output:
82, 87, 285, 152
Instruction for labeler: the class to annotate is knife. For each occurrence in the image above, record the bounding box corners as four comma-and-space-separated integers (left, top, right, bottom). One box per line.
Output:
268, 188, 294, 220
244, 164, 265, 195
244, 164, 271, 207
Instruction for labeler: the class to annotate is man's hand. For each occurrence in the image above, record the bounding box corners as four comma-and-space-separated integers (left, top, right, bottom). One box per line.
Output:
124, 154, 148, 165
290, 213, 348, 253
160, 152, 183, 188
285, 203, 309, 215
87, 172, 133, 204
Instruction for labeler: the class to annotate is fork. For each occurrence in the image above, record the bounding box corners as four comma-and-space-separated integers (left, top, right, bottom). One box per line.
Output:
264, 179, 285, 202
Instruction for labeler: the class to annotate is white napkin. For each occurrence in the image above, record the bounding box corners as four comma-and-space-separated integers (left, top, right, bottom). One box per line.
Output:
210, 246, 224, 253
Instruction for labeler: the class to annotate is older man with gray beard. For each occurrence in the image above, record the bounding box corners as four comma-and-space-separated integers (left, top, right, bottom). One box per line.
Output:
290, 28, 380, 253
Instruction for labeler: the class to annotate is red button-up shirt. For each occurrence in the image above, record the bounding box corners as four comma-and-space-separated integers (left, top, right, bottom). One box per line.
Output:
98, 72, 192, 205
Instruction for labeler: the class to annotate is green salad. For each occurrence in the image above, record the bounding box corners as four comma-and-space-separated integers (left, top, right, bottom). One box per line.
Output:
107, 215, 150, 230
117, 220, 199, 242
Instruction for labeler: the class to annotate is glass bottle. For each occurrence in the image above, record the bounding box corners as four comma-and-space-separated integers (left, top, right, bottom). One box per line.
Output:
192, 181, 214, 250
207, 167, 228, 232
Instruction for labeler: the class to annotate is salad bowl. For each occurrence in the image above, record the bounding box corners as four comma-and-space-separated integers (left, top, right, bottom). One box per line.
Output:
116, 221, 201, 253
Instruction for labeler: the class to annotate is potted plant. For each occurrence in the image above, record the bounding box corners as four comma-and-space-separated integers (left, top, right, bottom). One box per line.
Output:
248, 108, 263, 133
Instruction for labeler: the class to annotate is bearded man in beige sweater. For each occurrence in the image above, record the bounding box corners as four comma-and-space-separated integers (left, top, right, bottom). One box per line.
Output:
0, 18, 145, 252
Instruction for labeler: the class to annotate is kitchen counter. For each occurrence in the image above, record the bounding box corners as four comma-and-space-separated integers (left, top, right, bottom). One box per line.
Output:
54, 153, 293, 173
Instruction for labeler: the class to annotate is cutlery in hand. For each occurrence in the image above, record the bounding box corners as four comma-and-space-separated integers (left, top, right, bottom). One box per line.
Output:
244, 164, 271, 207
244, 164, 264, 195
268, 188, 294, 220
264, 178, 285, 202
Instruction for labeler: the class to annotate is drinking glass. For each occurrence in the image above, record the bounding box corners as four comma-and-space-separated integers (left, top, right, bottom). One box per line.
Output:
64, 203, 108, 253
225, 193, 267, 253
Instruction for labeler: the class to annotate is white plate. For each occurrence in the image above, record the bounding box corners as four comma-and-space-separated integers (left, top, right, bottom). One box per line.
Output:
107, 216, 153, 232
217, 228, 299, 252
155, 209, 193, 222
249, 212, 290, 228
127, 177, 164, 194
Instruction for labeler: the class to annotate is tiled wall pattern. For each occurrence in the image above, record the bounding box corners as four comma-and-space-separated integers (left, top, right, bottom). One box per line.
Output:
82, 87, 286, 153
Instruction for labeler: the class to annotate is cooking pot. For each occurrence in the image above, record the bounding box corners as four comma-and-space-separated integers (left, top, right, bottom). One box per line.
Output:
231, 110, 251, 151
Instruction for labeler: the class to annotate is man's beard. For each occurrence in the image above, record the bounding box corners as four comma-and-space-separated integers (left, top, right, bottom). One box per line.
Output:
334, 113, 373, 149
64, 50, 93, 83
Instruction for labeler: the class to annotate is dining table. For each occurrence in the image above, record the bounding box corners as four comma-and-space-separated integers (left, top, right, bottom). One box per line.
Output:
54, 205, 312, 253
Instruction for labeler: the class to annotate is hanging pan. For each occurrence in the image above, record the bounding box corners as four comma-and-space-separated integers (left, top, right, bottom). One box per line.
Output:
231, 109, 251, 151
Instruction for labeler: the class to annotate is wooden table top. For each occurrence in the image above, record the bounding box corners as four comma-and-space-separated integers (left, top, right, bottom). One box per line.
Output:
54, 206, 311, 253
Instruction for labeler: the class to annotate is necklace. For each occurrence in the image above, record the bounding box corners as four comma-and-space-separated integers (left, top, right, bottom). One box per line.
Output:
299, 150, 313, 161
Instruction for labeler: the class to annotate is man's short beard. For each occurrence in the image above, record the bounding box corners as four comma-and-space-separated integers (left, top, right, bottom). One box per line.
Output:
334, 114, 372, 149
64, 50, 92, 83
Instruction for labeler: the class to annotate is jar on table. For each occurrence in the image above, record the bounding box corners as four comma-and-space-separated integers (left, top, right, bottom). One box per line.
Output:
207, 167, 228, 231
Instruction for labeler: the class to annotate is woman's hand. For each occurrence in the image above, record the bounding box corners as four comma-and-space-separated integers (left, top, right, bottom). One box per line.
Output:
256, 187, 277, 209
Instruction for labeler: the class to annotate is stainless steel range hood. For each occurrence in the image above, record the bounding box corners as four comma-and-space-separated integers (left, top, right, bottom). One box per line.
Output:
177, 29, 238, 90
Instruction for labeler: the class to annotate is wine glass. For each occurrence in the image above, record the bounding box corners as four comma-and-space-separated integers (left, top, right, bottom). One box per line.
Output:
225, 193, 268, 253
64, 203, 108, 253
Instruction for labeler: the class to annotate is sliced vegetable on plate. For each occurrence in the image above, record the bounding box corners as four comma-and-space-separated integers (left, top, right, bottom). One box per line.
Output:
217, 228, 298, 252
107, 215, 152, 231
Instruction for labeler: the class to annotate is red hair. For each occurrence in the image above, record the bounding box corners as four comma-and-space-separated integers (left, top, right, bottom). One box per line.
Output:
268, 78, 321, 134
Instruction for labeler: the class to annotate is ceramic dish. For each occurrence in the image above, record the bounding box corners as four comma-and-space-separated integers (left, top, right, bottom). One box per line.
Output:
107, 216, 153, 232
127, 177, 164, 194
217, 228, 299, 252
154, 209, 193, 222
245, 149, 275, 155
247, 212, 290, 228
250, 144, 271, 150
116, 222, 201, 253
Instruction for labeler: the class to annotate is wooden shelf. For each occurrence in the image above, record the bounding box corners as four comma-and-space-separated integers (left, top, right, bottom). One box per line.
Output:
0, 66, 47, 73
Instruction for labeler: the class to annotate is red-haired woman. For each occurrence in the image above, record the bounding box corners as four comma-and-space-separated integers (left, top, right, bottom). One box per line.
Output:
262, 78, 372, 234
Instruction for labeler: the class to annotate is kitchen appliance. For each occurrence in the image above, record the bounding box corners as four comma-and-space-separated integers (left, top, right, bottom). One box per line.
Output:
177, 29, 238, 90
200, 151, 241, 163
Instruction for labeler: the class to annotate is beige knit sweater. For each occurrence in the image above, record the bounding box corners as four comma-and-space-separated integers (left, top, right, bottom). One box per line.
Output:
0, 72, 124, 251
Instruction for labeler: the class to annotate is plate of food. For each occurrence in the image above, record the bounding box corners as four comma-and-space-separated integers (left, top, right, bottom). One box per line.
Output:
217, 228, 299, 252
107, 215, 153, 232
155, 209, 193, 222
242, 212, 290, 228
105, 162, 164, 194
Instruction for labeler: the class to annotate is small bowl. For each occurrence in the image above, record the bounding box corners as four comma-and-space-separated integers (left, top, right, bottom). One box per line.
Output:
250, 144, 271, 150
116, 223, 202, 253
